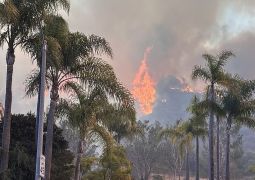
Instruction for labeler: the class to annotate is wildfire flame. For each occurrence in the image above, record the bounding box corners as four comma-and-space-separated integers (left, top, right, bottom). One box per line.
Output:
132, 48, 156, 115
179, 77, 195, 93
178, 77, 203, 93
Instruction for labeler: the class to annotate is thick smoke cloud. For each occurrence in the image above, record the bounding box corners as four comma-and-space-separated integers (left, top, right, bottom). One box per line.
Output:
220, 32, 255, 79
144, 75, 196, 124
66, 0, 220, 85
2, 0, 255, 114
66, 0, 255, 88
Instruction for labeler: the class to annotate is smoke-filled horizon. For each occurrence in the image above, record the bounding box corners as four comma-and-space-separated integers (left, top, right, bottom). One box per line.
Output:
60, 0, 255, 119
66, 0, 255, 81
1, 0, 255, 114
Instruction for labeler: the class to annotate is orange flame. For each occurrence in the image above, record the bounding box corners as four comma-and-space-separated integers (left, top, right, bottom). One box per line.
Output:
178, 77, 203, 93
132, 48, 156, 115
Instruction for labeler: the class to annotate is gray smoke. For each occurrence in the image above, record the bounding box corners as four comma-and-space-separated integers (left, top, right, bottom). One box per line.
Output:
143, 75, 198, 124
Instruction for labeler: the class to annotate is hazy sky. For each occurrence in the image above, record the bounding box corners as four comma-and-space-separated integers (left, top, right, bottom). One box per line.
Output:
1, 0, 255, 113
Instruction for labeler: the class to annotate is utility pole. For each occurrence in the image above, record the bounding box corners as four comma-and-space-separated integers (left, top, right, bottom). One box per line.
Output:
35, 40, 47, 180
0, 102, 4, 119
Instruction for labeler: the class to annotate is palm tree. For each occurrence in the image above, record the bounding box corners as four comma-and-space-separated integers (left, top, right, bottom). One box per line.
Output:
187, 96, 207, 180
103, 104, 136, 143
57, 81, 134, 180
214, 109, 225, 180
192, 51, 234, 180
219, 77, 255, 180
0, 0, 69, 172
24, 14, 119, 179
200, 86, 226, 180
214, 89, 226, 180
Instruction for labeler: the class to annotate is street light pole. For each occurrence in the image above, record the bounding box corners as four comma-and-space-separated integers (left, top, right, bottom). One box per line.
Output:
35, 40, 47, 180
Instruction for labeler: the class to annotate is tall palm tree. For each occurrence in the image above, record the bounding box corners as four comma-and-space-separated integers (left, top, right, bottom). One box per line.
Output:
200, 86, 226, 180
24, 14, 119, 179
214, 89, 226, 180
25, 27, 131, 179
57, 81, 134, 180
187, 96, 207, 180
219, 77, 255, 180
192, 51, 234, 180
0, 0, 69, 172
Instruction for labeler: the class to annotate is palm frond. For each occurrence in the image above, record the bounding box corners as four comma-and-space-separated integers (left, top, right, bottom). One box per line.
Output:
24, 69, 51, 97
88, 34, 113, 58
202, 53, 217, 74
159, 128, 176, 142
0, 31, 7, 46
33, 0, 70, 14
0, 0, 19, 24
61, 57, 134, 108
235, 116, 255, 128
44, 14, 69, 46
192, 65, 211, 81
62, 82, 86, 105
216, 50, 235, 68
91, 124, 115, 154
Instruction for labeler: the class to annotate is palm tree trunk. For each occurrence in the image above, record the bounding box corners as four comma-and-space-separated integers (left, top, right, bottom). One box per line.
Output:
0, 48, 15, 173
44, 88, 58, 180
74, 139, 83, 180
225, 116, 231, 180
178, 158, 182, 180
196, 136, 199, 180
185, 148, 189, 180
208, 84, 215, 180
216, 116, 220, 180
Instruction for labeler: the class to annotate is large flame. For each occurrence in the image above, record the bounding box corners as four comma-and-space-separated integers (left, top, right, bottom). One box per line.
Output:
132, 48, 156, 115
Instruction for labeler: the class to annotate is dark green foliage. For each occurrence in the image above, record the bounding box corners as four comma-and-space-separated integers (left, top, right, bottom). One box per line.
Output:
83, 145, 132, 180
50, 125, 74, 180
0, 113, 74, 180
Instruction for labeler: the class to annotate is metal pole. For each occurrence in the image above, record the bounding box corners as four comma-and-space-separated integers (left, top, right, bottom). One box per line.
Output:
35, 71, 41, 145
35, 40, 47, 180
